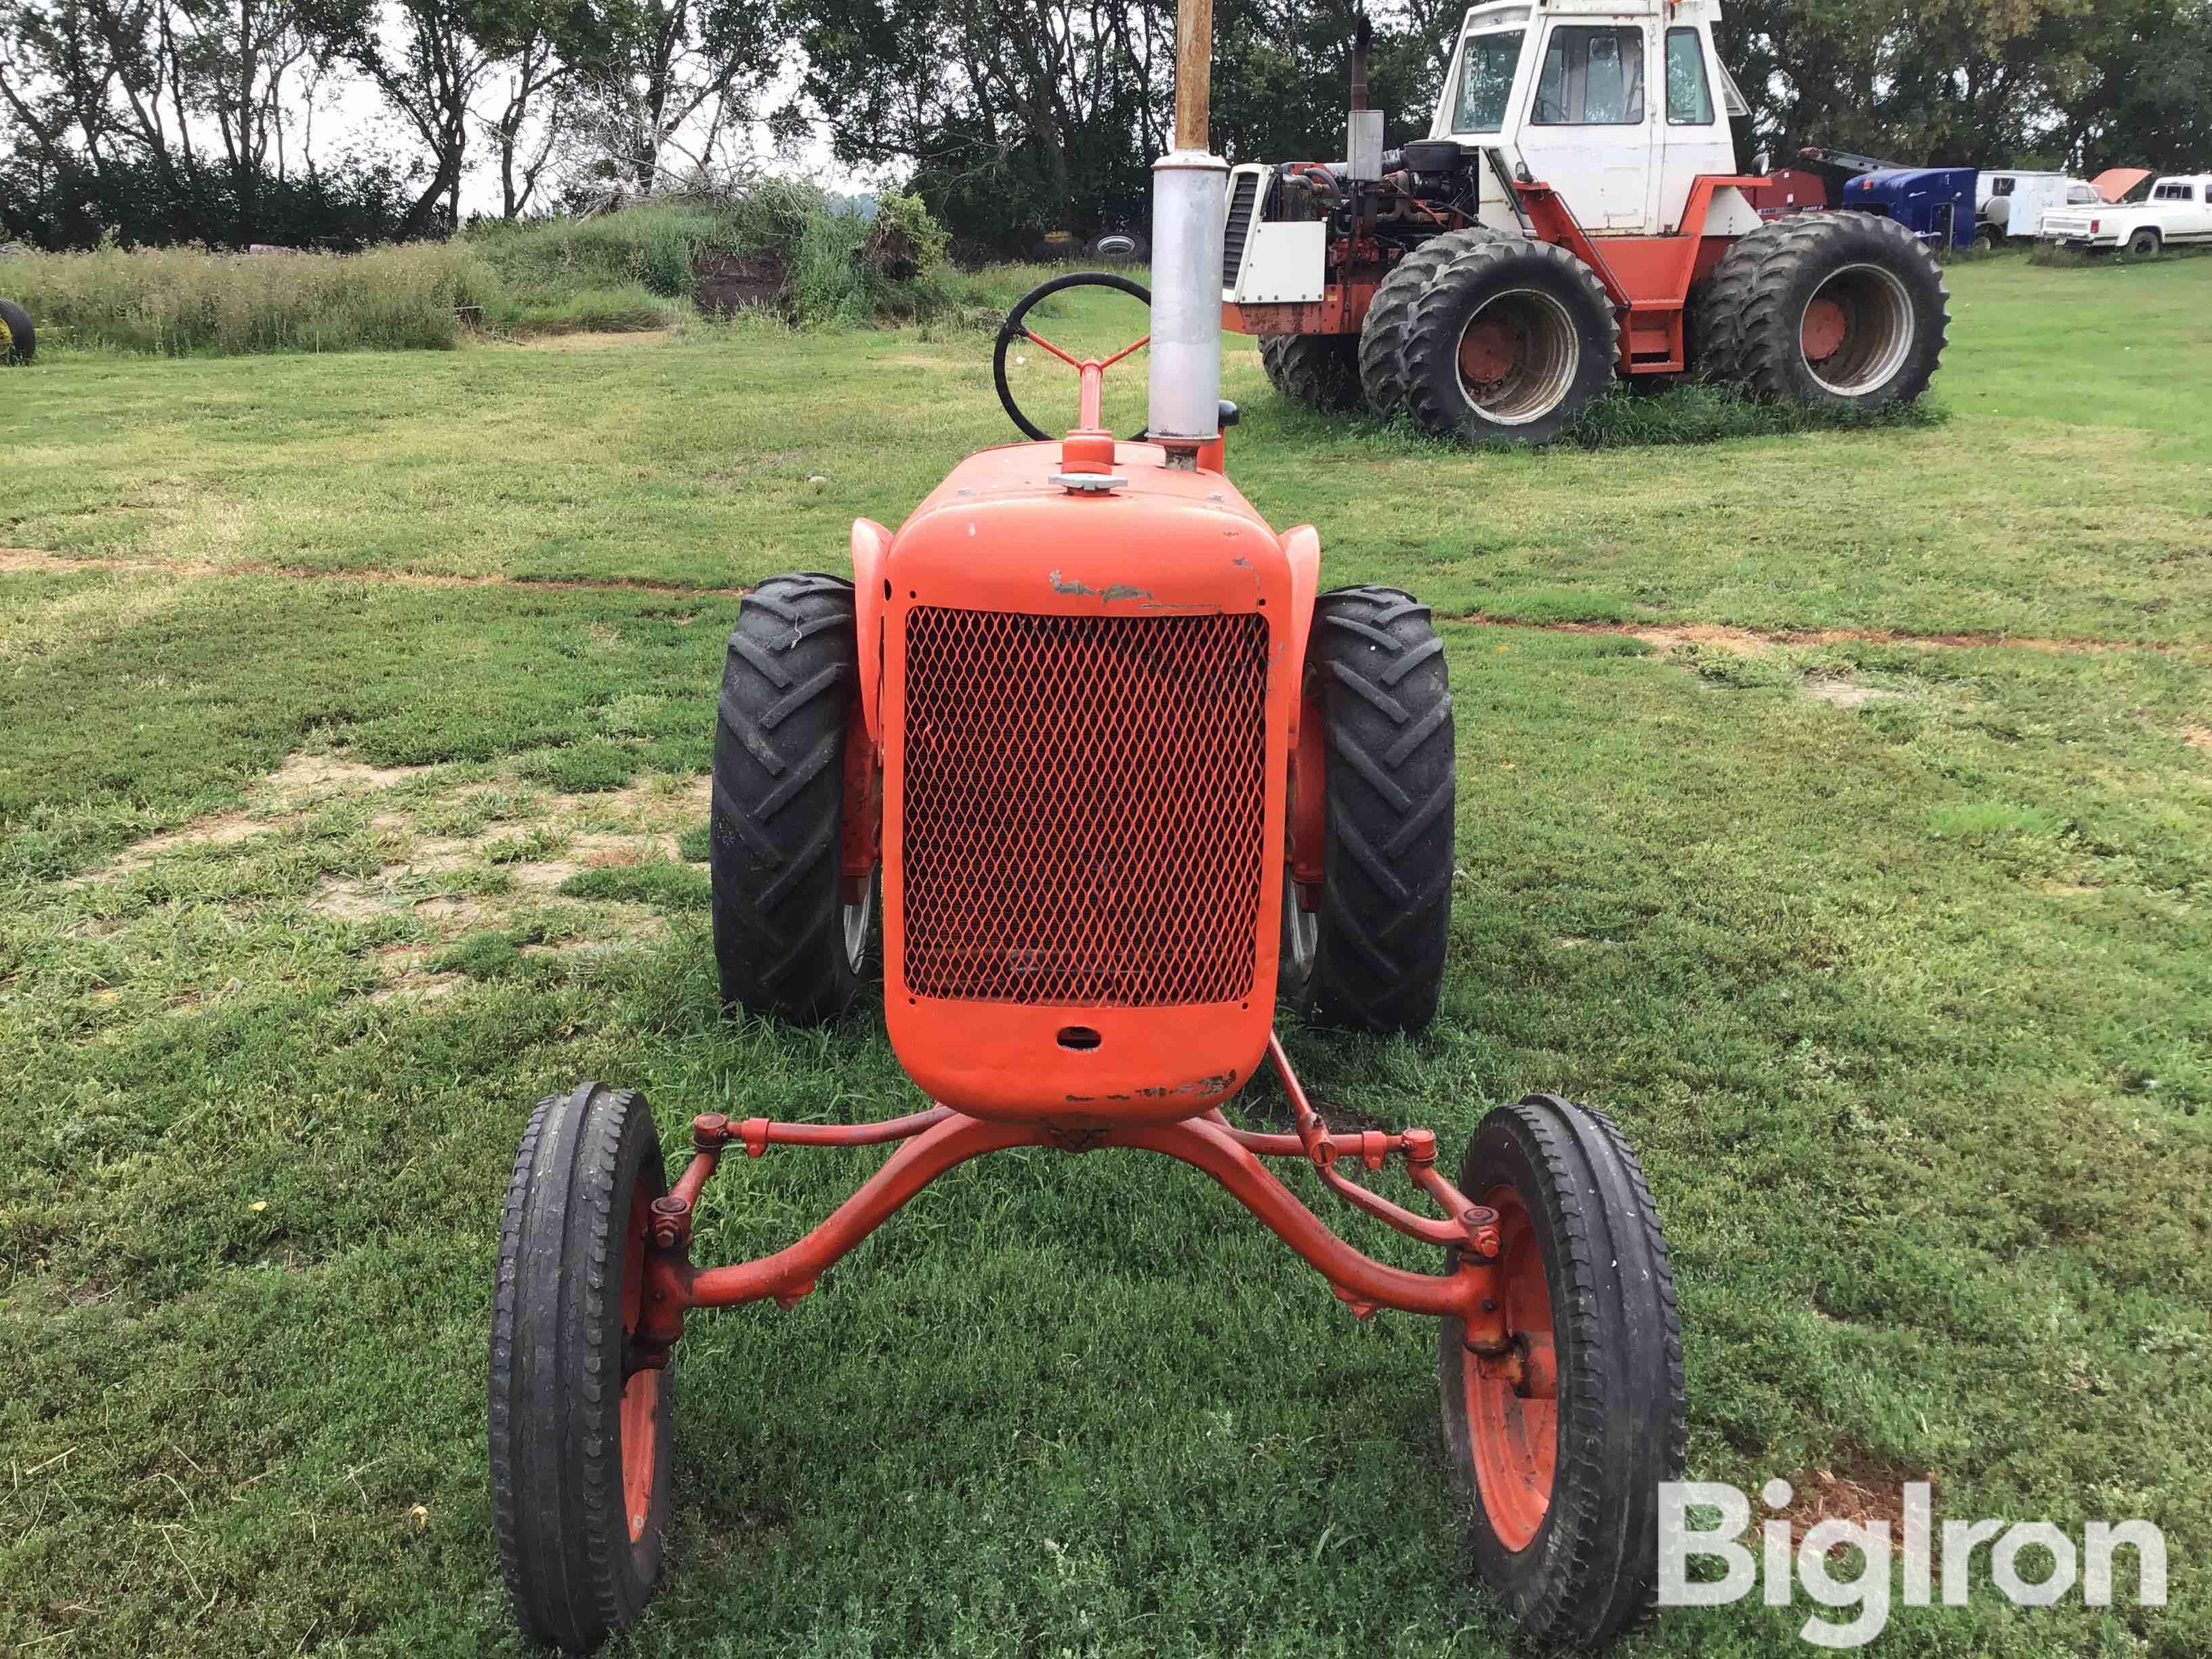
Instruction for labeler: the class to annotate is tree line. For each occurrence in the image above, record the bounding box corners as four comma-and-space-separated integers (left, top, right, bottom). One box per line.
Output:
4, 0, 2209, 253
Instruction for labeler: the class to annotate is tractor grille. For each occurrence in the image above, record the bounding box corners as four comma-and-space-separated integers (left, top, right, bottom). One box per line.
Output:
1223, 172, 1260, 288
899, 607, 1270, 1006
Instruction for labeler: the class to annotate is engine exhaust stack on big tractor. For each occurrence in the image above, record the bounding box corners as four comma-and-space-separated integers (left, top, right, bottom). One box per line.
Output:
485, 0, 1688, 1650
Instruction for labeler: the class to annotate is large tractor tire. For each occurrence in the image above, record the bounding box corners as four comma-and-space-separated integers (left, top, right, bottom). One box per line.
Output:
1279, 585, 1454, 1033
1259, 334, 1363, 411
0, 298, 33, 365
1692, 213, 1948, 411
1358, 229, 1509, 418
1392, 238, 1618, 444
711, 573, 876, 1025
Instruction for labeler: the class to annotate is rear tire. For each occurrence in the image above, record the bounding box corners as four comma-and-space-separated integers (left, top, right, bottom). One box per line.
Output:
1439, 1096, 1685, 1646
1972, 223, 2001, 253
1395, 239, 1618, 444
1693, 213, 1948, 410
712, 574, 876, 1024
1359, 230, 1509, 418
1259, 334, 1363, 411
1281, 586, 1454, 1033
2126, 227, 2161, 258
0, 299, 33, 365
490, 1084, 674, 1654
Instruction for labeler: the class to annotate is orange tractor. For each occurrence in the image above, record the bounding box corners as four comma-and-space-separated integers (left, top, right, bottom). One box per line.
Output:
486, 3, 1684, 1649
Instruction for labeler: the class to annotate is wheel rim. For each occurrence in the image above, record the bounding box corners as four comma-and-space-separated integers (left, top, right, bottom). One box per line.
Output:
1282, 873, 1317, 979
1463, 1184, 1557, 1553
617, 1174, 661, 1547
1453, 287, 1579, 425
1799, 262, 1914, 396
841, 881, 874, 974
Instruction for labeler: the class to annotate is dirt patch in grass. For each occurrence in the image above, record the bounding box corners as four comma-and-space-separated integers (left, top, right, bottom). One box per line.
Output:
2182, 726, 2212, 752
1774, 1456, 1940, 1554
1803, 680, 1905, 709
693, 249, 788, 315
505, 329, 676, 351
1456, 614, 2200, 658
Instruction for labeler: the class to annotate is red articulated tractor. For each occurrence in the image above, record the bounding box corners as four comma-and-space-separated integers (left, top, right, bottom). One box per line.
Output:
1226, 0, 1950, 442
486, 0, 1683, 1649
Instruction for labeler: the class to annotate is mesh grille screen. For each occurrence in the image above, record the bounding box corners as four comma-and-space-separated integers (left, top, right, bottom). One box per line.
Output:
899, 607, 1270, 1006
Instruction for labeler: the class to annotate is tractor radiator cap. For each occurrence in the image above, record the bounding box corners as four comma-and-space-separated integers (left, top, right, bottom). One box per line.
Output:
1049, 472, 1128, 493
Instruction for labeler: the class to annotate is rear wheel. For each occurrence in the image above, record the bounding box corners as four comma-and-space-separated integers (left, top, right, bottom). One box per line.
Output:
1279, 586, 1453, 1033
2126, 227, 2162, 258
1259, 334, 1362, 411
0, 299, 33, 365
1394, 239, 1618, 444
1694, 213, 1948, 410
1439, 1096, 1685, 1646
490, 1083, 674, 1654
1973, 223, 2001, 252
712, 574, 876, 1024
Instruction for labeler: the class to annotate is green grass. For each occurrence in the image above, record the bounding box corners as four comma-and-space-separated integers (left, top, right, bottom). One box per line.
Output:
2, 254, 2209, 1656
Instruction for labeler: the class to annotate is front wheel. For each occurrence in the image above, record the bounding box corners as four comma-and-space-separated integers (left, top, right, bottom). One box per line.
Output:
1439, 1096, 1685, 1646
490, 1084, 674, 1652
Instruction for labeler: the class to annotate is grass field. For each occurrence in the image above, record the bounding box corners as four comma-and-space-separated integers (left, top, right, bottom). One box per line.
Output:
2, 253, 2209, 1658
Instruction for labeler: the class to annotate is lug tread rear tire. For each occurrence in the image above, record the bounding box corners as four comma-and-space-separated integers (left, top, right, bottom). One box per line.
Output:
1358, 230, 1509, 417
1692, 212, 1948, 409
1439, 1095, 1686, 1647
1294, 584, 1454, 1032
1397, 238, 1617, 444
1259, 333, 1363, 411
490, 1083, 672, 1654
712, 573, 867, 1023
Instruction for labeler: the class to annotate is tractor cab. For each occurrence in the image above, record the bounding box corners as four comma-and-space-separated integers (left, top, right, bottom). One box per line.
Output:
1432, 0, 1752, 237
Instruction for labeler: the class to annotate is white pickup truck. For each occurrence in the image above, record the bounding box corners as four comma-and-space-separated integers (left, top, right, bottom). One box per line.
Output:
2039, 174, 2212, 254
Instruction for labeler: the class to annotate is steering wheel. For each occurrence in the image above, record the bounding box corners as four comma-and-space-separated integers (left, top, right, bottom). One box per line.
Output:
994, 272, 1151, 443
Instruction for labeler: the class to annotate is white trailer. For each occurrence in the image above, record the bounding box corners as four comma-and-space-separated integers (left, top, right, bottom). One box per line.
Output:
1975, 171, 2100, 247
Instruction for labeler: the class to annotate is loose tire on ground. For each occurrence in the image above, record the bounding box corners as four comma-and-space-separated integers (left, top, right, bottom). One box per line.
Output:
712, 573, 876, 1023
0, 298, 33, 365
1692, 211, 1948, 411
1259, 333, 1363, 411
1358, 229, 1510, 418
1392, 237, 1618, 444
1088, 230, 1148, 262
1439, 1096, 1686, 1647
490, 1083, 674, 1654
1279, 585, 1453, 1033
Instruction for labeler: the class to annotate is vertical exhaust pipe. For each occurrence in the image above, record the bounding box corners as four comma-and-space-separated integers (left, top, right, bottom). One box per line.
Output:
1146, 0, 1227, 456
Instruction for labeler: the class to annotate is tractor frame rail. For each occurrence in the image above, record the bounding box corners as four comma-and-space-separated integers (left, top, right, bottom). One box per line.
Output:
628, 1032, 1516, 1374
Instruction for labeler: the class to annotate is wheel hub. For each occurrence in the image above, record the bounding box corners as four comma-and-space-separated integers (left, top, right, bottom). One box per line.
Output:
1801, 295, 1849, 362
1799, 262, 1914, 395
1452, 288, 1579, 425
1462, 1184, 1557, 1552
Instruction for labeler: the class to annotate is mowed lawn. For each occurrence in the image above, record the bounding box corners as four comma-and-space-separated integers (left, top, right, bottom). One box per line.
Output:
2, 253, 2209, 1658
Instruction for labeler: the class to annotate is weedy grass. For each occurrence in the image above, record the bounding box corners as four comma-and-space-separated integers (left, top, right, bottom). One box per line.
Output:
0, 239, 501, 354
0, 251, 2208, 1658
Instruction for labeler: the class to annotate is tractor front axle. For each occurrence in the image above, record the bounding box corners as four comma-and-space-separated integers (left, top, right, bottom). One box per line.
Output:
627, 1034, 1512, 1373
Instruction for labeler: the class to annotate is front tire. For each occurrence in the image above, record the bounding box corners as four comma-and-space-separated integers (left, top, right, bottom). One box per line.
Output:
1280, 586, 1454, 1033
0, 299, 33, 365
1439, 1096, 1686, 1646
711, 574, 876, 1024
1395, 239, 1618, 444
490, 1084, 674, 1653
1694, 212, 1948, 410
1359, 228, 1511, 420
1259, 334, 1363, 411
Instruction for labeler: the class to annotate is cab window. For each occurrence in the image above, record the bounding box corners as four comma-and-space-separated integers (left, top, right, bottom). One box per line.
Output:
1665, 28, 1714, 125
1534, 26, 1645, 125
1452, 30, 1525, 133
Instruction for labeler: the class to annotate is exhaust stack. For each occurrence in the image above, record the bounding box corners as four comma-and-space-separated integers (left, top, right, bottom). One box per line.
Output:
1145, 0, 1227, 455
